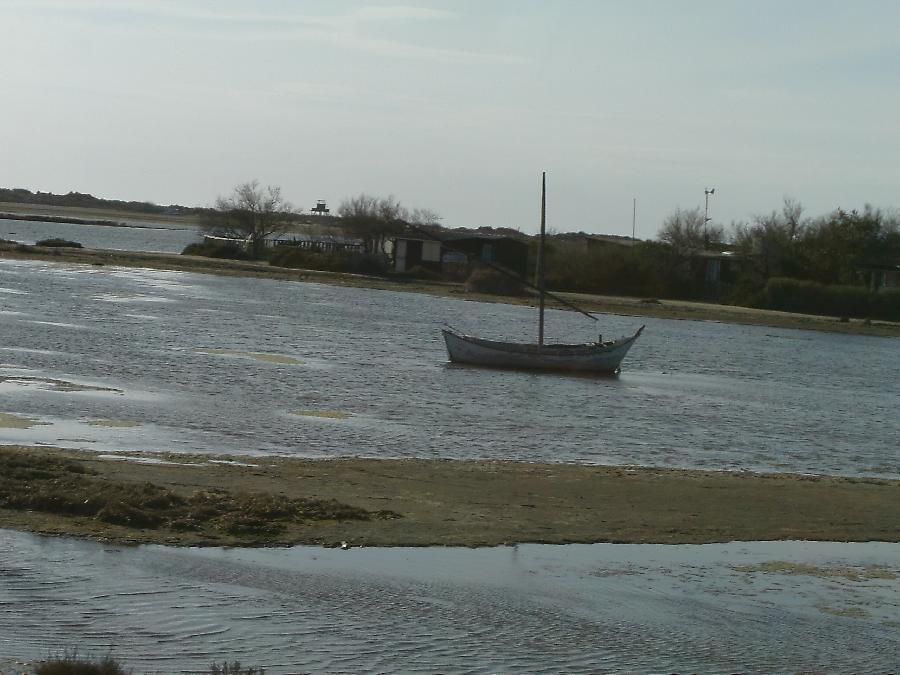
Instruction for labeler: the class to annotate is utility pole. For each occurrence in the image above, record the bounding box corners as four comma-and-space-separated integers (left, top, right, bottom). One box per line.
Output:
704, 187, 715, 225
537, 171, 546, 345
632, 197, 636, 243
704, 187, 715, 248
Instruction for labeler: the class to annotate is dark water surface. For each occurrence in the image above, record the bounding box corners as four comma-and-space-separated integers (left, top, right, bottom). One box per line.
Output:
1, 531, 898, 673
1, 258, 898, 477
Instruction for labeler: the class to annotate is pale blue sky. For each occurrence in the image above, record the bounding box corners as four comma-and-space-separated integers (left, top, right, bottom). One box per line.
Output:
2, 0, 899, 237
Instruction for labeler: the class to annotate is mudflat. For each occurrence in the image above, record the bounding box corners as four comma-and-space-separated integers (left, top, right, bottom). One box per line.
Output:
1, 445, 897, 548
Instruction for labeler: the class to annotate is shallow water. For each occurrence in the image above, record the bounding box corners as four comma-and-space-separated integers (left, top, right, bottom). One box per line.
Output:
1, 217, 201, 253
1, 258, 898, 477
1, 531, 897, 672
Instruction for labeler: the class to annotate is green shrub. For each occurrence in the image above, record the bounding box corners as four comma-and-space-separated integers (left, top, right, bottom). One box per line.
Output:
182, 241, 253, 260
761, 277, 900, 321
269, 247, 388, 275
36, 238, 82, 248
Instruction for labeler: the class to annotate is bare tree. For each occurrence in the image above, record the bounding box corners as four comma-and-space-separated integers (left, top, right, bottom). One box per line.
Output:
338, 194, 441, 254
202, 181, 294, 256
658, 207, 723, 253
732, 197, 805, 278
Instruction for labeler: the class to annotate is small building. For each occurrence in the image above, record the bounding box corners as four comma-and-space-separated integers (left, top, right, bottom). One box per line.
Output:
553, 232, 639, 251
391, 233, 529, 277
698, 250, 743, 285
310, 200, 330, 216
858, 262, 900, 291
270, 233, 362, 254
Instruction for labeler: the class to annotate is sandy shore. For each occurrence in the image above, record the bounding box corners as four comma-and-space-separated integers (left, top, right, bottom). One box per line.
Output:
1, 446, 897, 548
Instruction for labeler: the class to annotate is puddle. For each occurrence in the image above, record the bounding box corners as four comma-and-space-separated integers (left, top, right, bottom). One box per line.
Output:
195, 348, 303, 365
0, 413, 49, 429
292, 410, 351, 420
87, 420, 143, 428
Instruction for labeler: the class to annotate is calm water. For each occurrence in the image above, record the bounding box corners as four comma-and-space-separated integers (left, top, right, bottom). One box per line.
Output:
1, 217, 201, 253
1, 531, 898, 673
2, 255, 899, 672
1, 257, 898, 477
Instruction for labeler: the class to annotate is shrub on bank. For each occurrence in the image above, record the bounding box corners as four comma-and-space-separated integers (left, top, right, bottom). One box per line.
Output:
761, 277, 900, 321
36, 238, 82, 248
464, 266, 528, 296
405, 265, 444, 281
36, 652, 127, 675
182, 241, 253, 260
269, 247, 388, 275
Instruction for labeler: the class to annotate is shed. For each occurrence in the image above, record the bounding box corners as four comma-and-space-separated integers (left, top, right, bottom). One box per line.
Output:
391, 233, 529, 277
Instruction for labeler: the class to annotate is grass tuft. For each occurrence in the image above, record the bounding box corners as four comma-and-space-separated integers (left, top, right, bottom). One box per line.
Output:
0, 448, 399, 541
36, 650, 128, 675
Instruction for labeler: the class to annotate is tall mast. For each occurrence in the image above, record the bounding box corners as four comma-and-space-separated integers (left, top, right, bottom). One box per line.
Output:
537, 171, 546, 345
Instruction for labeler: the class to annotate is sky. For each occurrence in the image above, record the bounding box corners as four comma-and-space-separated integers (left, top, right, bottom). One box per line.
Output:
2, 0, 899, 238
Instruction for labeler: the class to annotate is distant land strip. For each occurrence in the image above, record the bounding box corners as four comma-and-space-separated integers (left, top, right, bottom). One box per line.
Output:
0, 212, 123, 227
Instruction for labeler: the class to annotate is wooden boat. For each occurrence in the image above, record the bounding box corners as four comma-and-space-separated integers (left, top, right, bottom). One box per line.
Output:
442, 172, 643, 374
442, 326, 643, 373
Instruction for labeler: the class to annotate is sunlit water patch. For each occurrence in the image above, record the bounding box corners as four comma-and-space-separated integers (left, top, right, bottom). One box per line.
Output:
93, 292, 175, 304
1, 532, 897, 672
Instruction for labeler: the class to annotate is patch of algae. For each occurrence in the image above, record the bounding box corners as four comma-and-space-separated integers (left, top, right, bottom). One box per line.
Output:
732, 561, 896, 581
87, 420, 143, 428
818, 605, 870, 619
292, 410, 351, 420
195, 348, 302, 365
0, 412, 49, 429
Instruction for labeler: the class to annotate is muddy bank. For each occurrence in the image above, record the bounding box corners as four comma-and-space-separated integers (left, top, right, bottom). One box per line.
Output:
2, 240, 897, 337
1, 445, 897, 547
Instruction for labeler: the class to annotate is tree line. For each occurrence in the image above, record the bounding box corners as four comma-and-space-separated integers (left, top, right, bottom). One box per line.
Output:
0, 187, 202, 216
196, 181, 900, 320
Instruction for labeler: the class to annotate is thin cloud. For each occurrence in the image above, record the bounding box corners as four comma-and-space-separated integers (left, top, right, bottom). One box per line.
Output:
4, 0, 523, 65
348, 6, 456, 21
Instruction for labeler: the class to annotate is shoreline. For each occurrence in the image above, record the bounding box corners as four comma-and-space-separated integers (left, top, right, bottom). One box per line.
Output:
2, 240, 898, 338
1, 445, 898, 548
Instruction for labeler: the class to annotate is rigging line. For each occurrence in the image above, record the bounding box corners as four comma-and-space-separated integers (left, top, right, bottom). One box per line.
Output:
405, 223, 599, 323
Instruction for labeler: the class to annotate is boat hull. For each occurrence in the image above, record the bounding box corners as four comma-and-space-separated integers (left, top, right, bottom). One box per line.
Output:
442, 327, 642, 374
